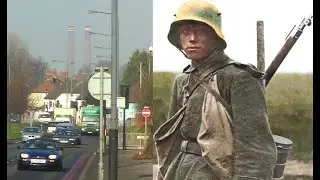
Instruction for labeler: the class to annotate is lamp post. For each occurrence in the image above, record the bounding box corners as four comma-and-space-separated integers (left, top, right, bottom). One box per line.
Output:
88, 9, 111, 15
93, 46, 111, 50
89, 31, 111, 37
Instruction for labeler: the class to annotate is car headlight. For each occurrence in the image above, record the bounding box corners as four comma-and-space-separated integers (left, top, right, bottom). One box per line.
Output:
35, 135, 41, 138
48, 155, 57, 159
21, 153, 29, 158
69, 138, 75, 141
53, 138, 59, 140
81, 128, 85, 131
23, 135, 28, 137
96, 129, 99, 131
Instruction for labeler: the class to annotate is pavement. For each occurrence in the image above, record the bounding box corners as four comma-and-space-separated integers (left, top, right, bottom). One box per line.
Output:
7, 135, 99, 180
81, 149, 153, 180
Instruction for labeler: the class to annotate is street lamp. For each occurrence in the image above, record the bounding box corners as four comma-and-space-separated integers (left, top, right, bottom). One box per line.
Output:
93, 46, 111, 50
88, 9, 111, 15
89, 31, 111, 37
96, 55, 111, 59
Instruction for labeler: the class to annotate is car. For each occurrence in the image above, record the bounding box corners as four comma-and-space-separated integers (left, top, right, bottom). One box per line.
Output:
56, 122, 75, 128
52, 128, 80, 147
38, 113, 52, 124
21, 127, 42, 143
56, 123, 82, 144
47, 122, 65, 134
16, 139, 63, 171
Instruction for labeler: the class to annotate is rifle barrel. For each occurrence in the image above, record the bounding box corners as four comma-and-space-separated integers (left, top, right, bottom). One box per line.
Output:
264, 15, 313, 86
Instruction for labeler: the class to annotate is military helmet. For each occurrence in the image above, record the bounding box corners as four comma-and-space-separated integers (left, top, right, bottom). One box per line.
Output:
167, 0, 227, 50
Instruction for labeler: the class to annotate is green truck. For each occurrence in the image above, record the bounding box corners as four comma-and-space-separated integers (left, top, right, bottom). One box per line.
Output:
80, 107, 100, 136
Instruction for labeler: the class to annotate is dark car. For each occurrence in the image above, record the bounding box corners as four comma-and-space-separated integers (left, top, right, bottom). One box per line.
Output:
52, 128, 79, 147
16, 139, 63, 171
56, 123, 82, 145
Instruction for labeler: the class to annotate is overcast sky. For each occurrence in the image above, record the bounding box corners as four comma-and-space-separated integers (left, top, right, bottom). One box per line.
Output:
153, 0, 313, 73
7, 0, 152, 72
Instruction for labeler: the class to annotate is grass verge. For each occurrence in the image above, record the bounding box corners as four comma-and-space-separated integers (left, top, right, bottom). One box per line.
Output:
7, 123, 25, 140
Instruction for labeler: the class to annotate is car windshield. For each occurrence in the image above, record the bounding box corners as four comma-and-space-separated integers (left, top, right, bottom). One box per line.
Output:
23, 128, 41, 133
48, 122, 62, 127
39, 114, 50, 118
24, 140, 57, 149
57, 124, 74, 128
83, 116, 99, 122
55, 130, 75, 136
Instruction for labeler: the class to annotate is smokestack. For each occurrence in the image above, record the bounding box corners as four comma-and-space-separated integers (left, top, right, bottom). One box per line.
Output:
84, 25, 92, 67
67, 25, 75, 74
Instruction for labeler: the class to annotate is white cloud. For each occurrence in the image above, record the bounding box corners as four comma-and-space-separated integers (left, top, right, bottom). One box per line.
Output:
153, 0, 313, 73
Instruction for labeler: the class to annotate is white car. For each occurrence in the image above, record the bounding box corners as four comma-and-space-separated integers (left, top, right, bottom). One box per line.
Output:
47, 122, 60, 133
38, 114, 52, 124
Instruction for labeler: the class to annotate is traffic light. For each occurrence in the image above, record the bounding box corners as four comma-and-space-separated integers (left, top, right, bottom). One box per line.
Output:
120, 85, 130, 109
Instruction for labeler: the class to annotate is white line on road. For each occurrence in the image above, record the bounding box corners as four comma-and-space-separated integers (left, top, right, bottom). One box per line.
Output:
78, 150, 98, 180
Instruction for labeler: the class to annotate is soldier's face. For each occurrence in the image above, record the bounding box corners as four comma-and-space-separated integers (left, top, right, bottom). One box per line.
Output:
179, 21, 217, 62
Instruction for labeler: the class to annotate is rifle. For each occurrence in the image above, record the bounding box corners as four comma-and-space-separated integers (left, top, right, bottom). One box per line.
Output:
264, 14, 313, 86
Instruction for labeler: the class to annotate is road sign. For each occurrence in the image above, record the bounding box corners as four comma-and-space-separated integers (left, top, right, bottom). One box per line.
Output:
105, 97, 126, 109
88, 71, 111, 100
141, 108, 151, 118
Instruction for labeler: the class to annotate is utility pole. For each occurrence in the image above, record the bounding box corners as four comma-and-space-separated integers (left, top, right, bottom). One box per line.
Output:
257, 21, 265, 88
139, 61, 143, 90
109, 0, 119, 179
122, 108, 126, 150
98, 66, 104, 180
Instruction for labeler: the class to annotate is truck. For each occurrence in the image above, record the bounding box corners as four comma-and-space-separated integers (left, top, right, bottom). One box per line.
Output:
80, 107, 100, 136
53, 108, 77, 124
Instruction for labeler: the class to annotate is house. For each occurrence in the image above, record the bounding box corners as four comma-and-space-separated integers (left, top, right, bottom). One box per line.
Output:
43, 79, 84, 112
28, 82, 57, 110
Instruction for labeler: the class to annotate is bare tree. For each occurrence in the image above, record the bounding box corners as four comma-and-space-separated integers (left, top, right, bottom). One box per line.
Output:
7, 33, 48, 114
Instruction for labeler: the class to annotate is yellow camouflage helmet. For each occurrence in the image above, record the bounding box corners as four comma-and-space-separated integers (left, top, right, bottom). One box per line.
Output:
168, 0, 227, 50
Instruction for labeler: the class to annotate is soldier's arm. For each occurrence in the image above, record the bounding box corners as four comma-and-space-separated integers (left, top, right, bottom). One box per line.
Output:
230, 70, 277, 180
167, 76, 180, 119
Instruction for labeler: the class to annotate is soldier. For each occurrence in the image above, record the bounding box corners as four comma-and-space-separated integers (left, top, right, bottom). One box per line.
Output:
154, 0, 277, 180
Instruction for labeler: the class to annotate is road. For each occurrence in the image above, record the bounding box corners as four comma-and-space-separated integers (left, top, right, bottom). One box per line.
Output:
7, 136, 99, 180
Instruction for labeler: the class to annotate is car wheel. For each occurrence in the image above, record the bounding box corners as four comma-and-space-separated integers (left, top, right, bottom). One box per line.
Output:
56, 161, 63, 171
17, 162, 26, 170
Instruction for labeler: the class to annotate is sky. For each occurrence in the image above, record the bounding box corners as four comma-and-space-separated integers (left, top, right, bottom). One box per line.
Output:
153, 0, 313, 73
7, 0, 152, 73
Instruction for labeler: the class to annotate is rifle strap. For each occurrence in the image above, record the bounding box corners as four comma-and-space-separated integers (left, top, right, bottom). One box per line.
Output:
200, 81, 232, 116
198, 61, 267, 117
184, 60, 235, 104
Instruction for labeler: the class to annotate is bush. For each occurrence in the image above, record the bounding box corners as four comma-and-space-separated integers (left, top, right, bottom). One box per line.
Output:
7, 123, 25, 140
127, 125, 145, 133
266, 73, 313, 161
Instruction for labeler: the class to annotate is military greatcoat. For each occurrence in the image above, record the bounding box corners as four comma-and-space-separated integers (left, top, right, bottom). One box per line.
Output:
154, 50, 277, 180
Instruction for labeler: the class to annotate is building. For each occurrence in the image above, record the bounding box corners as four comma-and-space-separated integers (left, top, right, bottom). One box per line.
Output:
28, 82, 57, 110
43, 79, 83, 112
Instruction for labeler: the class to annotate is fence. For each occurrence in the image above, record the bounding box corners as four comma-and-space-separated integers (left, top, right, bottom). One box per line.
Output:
105, 132, 149, 150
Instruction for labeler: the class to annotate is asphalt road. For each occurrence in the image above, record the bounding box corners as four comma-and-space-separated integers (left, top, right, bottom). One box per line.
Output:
7, 135, 99, 180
